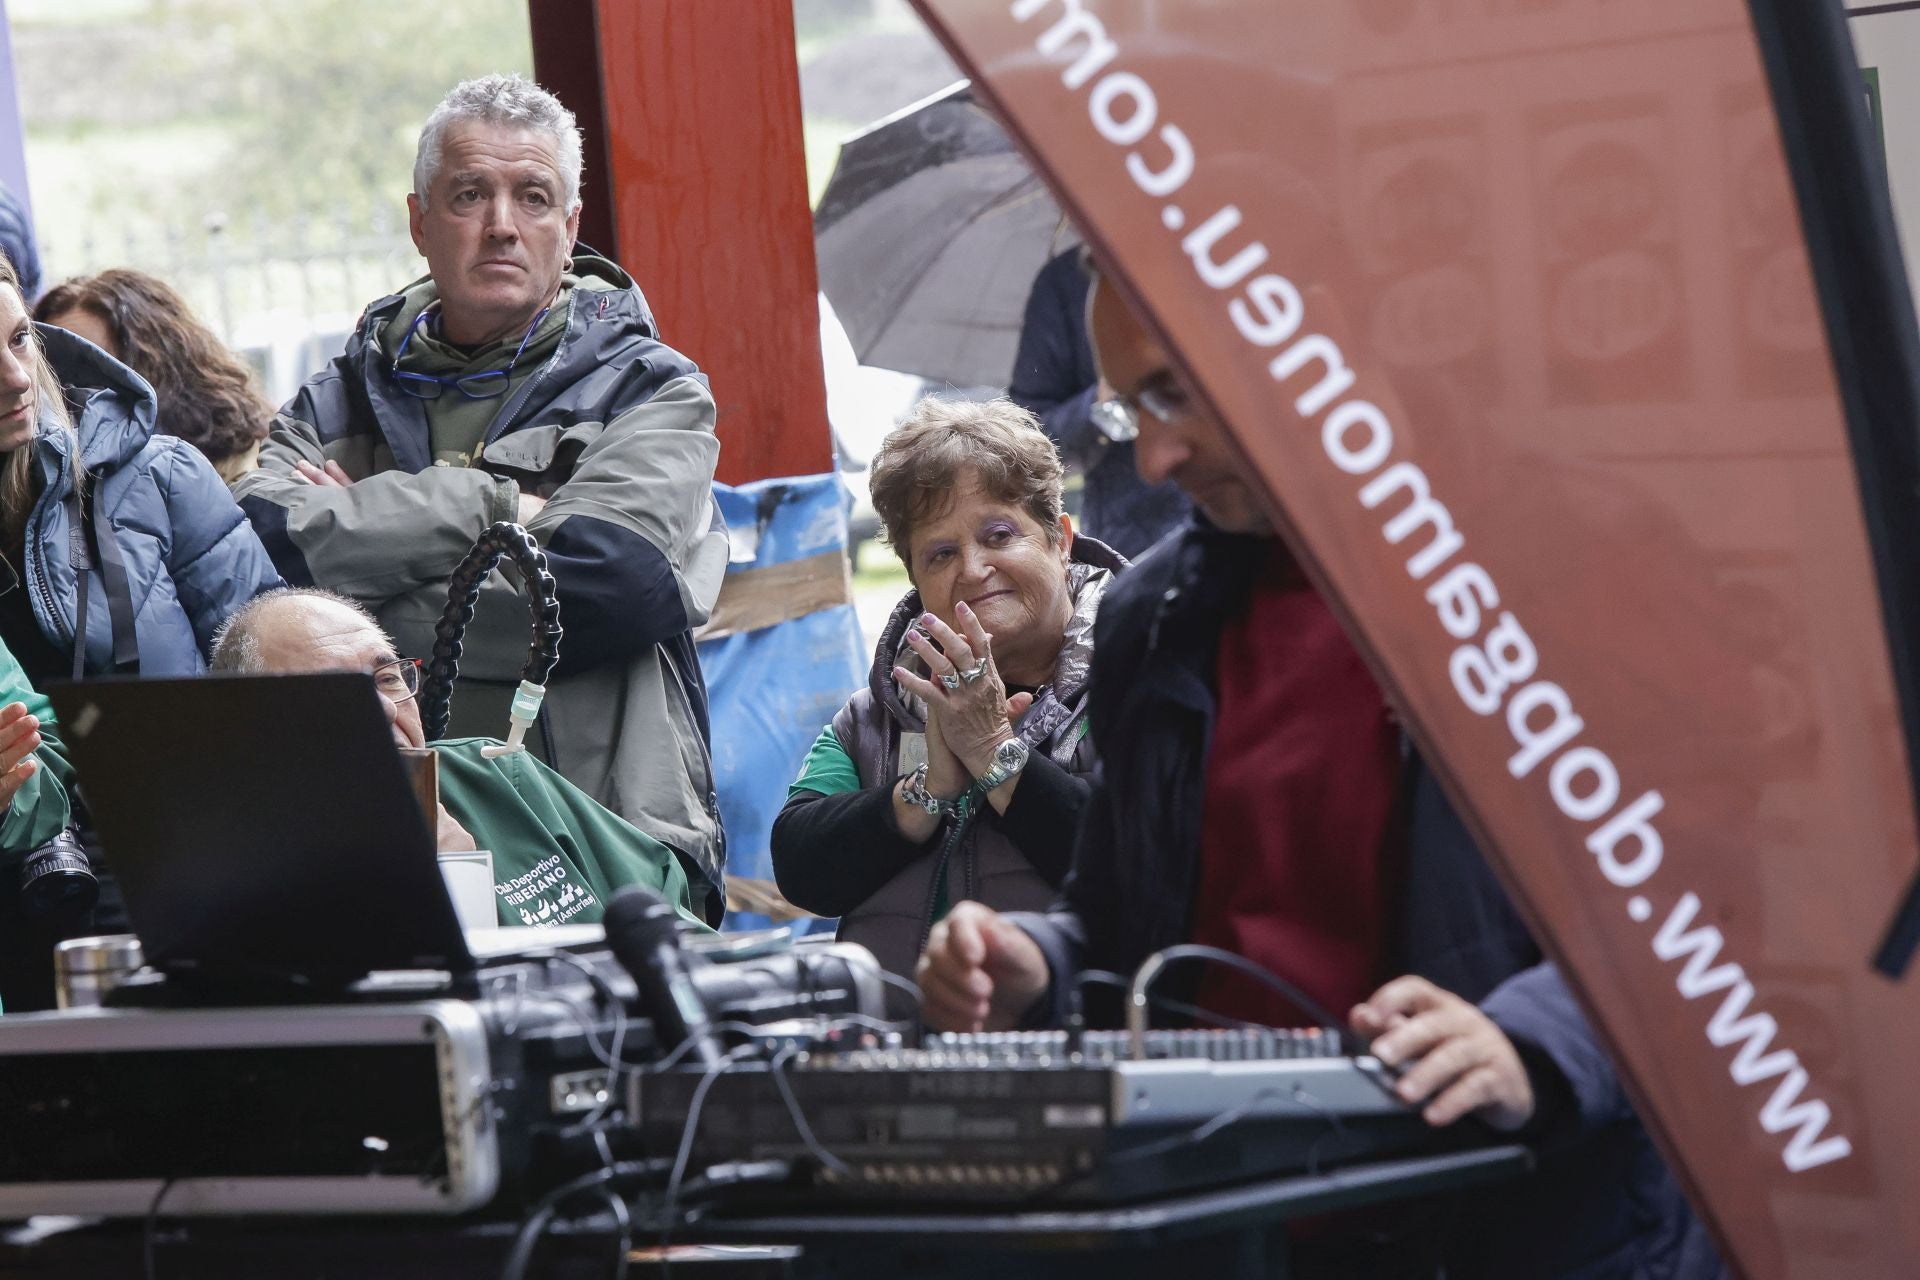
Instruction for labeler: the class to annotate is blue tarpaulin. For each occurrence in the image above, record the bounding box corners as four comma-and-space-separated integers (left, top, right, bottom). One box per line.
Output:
699, 474, 867, 933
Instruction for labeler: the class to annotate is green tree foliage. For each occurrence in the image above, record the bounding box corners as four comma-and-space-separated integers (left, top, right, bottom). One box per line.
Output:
179, 0, 535, 224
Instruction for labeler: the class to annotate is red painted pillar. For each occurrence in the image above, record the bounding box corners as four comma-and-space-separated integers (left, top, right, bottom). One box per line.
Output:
532, 0, 833, 486
527, 1, 616, 257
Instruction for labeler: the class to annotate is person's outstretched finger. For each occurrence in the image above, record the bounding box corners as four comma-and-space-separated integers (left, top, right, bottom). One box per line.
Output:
952, 600, 994, 665
894, 665, 945, 705
0, 755, 37, 811
0, 719, 41, 778
902, 626, 961, 684
916, 612, 975, 673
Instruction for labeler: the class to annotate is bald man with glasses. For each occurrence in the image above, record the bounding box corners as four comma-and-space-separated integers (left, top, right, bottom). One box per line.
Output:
210, 589, 705, 931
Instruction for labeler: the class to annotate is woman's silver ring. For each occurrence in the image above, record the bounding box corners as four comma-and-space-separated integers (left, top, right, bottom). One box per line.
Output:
959, 662, 989, 684
939, 672, 962, 691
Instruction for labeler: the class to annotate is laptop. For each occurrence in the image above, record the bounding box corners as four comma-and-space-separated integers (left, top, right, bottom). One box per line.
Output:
49, 673, 477, 992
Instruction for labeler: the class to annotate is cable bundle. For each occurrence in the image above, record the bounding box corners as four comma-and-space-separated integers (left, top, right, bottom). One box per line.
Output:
420, 520, 564, 747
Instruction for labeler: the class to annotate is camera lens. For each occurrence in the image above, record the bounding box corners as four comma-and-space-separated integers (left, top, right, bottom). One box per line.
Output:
19, 830, 98, 918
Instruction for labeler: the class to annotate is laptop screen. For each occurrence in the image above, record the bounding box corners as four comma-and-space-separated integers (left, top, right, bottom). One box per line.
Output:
49, 674, 476, 988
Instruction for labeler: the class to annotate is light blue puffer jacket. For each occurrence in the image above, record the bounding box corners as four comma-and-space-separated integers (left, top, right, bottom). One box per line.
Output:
20, 324, 282, 678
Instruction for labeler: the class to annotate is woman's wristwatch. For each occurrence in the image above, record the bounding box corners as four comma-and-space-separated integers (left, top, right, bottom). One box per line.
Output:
975, 737, 1031, 791
900, 764, 959, 817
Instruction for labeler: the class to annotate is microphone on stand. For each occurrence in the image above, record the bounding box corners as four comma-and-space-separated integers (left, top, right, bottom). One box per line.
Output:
603, 886, 726, 1069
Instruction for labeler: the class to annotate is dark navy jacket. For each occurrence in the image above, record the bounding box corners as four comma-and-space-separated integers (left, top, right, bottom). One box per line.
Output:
1014, 522, 1725, 1280
1008, 250, 1189, 561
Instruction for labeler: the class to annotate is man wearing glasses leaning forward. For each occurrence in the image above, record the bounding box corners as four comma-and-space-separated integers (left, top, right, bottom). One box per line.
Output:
211, 590, 707, 931
918, 271, 1722, 1279
236, 75, 731, 922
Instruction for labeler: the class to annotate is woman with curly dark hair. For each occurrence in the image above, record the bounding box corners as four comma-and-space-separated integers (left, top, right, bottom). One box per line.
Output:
35, 269, 272, 483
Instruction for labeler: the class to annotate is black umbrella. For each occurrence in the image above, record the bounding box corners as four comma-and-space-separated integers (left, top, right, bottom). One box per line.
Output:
813, 82, 1079, 389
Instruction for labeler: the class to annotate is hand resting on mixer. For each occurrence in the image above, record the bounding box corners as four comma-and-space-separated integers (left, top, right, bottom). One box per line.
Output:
921, 902, 1537, 1134
916, 900, 1049, 1031
1350, 974, 1535, 1131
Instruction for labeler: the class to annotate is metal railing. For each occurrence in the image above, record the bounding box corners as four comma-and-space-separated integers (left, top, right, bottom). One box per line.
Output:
39, 209, 420, 402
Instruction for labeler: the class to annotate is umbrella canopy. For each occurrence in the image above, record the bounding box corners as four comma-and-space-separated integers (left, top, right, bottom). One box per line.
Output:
814, 81, 1078, 389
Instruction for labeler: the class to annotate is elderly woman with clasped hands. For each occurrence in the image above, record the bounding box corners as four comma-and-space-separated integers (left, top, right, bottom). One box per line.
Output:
771, 397, 1126, 978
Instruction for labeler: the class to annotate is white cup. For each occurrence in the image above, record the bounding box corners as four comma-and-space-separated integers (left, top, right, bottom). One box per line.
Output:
438, 850, 498, 930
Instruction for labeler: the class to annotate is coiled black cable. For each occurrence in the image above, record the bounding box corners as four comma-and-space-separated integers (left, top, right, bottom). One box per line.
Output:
420, 521, 564, 742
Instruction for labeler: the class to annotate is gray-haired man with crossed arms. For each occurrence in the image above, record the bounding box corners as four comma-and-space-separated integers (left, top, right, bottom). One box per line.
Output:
237, 75, 731, 922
